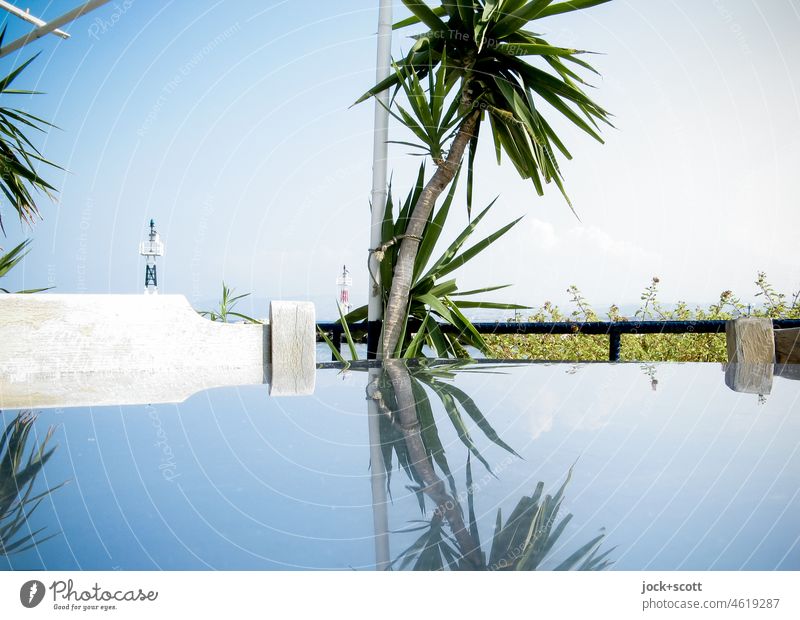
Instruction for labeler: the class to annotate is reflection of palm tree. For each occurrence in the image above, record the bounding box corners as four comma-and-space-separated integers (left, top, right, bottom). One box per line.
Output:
377, 361, 613, 571
384, 360, 483, 568
0, 411, 64, 556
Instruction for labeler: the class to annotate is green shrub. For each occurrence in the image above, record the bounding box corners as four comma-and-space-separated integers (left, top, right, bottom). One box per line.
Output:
486, 274, 800, 362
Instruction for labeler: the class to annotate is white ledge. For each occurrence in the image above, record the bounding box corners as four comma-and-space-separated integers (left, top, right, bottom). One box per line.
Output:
0, 294, 315, 408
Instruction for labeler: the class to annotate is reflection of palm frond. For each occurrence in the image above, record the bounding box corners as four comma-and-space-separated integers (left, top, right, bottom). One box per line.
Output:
391, 516, 462, 571
394, 464, 613, 571
416, 371, 519, 474
487, 466, 614, 571
378, 361, 614, 571
0, 411, 64, 556
374, 362, 517, 498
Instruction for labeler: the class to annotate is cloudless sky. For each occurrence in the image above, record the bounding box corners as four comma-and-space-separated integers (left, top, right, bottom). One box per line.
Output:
1, 0, 798, 318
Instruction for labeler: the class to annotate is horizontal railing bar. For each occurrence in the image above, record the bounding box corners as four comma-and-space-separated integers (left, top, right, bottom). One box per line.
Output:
451, 320, 726, 335
317, 318, 800, 339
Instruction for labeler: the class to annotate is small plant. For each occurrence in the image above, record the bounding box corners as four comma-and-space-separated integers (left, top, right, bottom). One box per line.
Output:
318, 300, 358, 364
199, 282, 261, 324
755, 271, 788, 318
635, 277, 666, 320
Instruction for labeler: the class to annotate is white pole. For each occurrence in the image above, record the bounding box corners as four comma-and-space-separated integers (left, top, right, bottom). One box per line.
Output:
367, 0, 393, 347
367, 0, 393, 572
0, 1, 71, 39
0, 0, 112, 58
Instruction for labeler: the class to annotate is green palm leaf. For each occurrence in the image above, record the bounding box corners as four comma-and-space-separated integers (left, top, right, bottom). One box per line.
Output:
0, 35, 59, 233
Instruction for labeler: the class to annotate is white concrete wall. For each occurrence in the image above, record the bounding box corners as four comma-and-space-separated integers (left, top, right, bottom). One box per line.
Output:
0, 294, 315, 408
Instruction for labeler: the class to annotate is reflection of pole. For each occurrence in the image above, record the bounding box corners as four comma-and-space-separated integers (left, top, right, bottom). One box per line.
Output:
367, 371, 390, 570
367, 0, 393, 571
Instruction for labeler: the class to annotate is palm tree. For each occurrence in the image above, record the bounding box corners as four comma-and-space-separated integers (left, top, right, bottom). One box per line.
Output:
357, 0, 613, 358
0, 35, 59, 234
0, 27, 59, 293
328, 167, 529, 358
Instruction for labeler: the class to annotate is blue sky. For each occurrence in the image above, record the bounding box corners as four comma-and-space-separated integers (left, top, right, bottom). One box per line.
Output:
1, 1, 799, 318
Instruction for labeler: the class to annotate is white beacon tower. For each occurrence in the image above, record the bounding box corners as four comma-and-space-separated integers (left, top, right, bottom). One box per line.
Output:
336, 265, 352, 315
139, 219, 164, 294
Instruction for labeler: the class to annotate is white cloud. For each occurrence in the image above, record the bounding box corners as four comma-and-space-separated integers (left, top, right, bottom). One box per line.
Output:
565, 225, 657, 261
527, 219, 559, 252
521, 218, 659, 263
467, 218, 664, 306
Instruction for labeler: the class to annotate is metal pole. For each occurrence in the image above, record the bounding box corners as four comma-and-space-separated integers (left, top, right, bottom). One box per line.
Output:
0, 1, 70, 39
0, 0, 112, 58
366, 0, 393, 359
609, 328, 621, 362
331, 326, 342, 361
367, 0, 393, 572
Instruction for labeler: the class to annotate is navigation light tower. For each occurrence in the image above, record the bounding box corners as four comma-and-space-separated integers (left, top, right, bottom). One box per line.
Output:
139, 219, 164, 294
337, 265, 352, 315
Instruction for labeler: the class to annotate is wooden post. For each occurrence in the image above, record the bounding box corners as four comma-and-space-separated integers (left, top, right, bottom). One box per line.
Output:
726, 318, 775, 364
268, 301, 316, 396
724, 318, 774, 394
0, 294, 315, 409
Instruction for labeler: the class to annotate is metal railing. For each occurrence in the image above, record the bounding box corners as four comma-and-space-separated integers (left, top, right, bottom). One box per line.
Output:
317, 319, 800, 361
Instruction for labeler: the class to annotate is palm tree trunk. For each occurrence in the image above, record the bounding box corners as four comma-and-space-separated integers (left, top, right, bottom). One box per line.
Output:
381, 108, 481, 359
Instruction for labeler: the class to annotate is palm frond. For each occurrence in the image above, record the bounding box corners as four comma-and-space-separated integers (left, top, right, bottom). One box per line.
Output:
0, 39, 59, 234
359, 0, 613, 210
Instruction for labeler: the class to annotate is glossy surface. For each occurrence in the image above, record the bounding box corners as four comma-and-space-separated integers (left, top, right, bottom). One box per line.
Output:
1, 362, 798, 570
